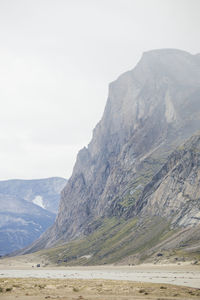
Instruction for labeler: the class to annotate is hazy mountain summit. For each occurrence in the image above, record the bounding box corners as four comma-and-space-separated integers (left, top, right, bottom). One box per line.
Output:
21, 49, 200, 264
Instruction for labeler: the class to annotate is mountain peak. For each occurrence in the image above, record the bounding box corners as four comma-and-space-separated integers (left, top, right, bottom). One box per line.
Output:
142, 48, 191, 57
23, 49, 200, 261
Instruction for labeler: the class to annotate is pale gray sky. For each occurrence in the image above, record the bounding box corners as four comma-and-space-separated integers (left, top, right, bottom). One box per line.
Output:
0, 0, 199, 180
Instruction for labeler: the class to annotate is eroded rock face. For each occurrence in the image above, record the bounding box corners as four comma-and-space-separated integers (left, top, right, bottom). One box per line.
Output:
28, 49, 200, 251
138, 134, 200, 227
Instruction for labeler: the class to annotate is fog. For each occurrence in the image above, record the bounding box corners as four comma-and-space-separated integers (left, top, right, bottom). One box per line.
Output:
0, 0, 199, 179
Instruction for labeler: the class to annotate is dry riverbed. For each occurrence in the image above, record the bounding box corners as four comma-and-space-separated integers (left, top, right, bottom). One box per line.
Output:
1, 277, 200, 300
0, 255, 200, 299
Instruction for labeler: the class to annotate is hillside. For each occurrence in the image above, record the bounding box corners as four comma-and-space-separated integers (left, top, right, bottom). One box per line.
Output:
21, 49, 200, 264
0, 177, 66, 255
24, 133, 200, 265
0, 177, 67, 213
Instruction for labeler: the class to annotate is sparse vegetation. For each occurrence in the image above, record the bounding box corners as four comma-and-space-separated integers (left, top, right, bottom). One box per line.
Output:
36, 216, 180, 265
0, 278, 199, 300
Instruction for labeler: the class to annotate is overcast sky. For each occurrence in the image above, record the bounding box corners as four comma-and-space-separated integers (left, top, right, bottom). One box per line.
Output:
0, 0, 199, 180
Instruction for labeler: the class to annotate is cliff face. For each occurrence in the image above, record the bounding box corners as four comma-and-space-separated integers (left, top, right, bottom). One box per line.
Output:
137, 134, 200, 227
27, 49, 200, 253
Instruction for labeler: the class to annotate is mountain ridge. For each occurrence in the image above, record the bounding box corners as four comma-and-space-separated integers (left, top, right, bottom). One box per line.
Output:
0, 177, 67, 255
0, 177, 67, 213
20, 49, 200, 264
24, 132, 200, 265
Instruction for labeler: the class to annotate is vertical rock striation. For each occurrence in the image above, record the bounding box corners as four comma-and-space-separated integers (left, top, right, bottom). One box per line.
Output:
27, 49, 200, 252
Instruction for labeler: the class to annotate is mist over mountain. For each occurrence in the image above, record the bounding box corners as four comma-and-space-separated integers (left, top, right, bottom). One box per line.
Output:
20, 49, 200, 264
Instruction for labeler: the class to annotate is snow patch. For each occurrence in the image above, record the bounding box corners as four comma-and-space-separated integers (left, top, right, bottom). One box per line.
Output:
80, 255, 92, 259
165, 91, 177, 123
33, 195, 45, 209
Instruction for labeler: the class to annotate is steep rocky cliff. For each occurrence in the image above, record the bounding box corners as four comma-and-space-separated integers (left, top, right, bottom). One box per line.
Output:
138, 133, 200, 226
24, 133, 200, 265
25, 49, 200, 259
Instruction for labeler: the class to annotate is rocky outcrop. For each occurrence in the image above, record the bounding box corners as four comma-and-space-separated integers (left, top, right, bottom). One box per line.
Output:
25, 49, 200, 253
137, 134, 200, 227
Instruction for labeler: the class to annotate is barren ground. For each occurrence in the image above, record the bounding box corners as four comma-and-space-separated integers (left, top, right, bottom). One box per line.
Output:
0, 255, 200, 300
1, 277, 200, 300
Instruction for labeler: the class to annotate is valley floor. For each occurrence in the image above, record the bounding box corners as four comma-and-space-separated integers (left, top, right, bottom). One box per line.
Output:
0, 255, 200, 299
0, 277, 200, 300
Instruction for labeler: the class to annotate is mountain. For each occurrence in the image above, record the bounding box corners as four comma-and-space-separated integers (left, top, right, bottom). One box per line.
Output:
0, 177, 66, 255
21, 49, 200, 264
0, 195, 55, 256
0, 177, 67, 213
137, 133, 200, 228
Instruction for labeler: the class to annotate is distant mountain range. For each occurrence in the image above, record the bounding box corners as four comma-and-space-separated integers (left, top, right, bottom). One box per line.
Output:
22, 49, 200, 265
0, 177, 66, 255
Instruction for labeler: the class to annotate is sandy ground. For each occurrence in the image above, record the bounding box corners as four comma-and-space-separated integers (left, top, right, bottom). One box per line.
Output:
1, 266, 200, 289
0, 277, 200, 300
0, 255, 200, 299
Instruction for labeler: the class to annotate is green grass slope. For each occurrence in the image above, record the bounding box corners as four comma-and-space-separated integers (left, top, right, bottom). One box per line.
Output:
37, 216, 174, 265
